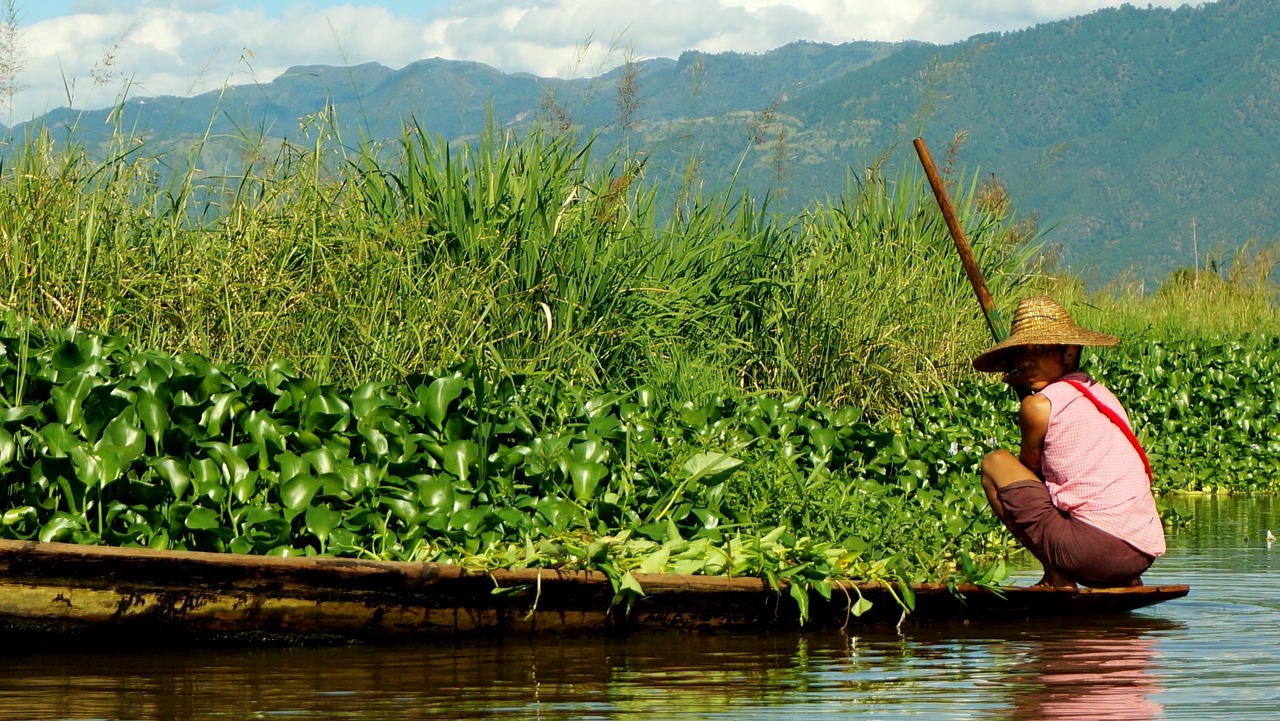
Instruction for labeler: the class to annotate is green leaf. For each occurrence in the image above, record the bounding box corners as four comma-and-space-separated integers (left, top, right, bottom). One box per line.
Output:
690, 507, 723, 530
232, 470, 258, 504
359, 424, 389, 458
264, 358, 297, 390
571, 438, 609, 465
147, 528, 170, 550
276, 451, 307, 482
418, 478, 457, 518
812, 579, 832, 601
1, 405, 38, 424
136, 393, 169, 450
617, 571, 644, 597
449, 507, 487, 536
119, 478, 166, 507
2, 506, 35, 526
185, 506, 222, 531
190, 457, 221, 487
70, 446, 124, 489
638, 546, 670, 574
39, 513, 83, 543
851, 594, 874, 617
50, 373, 99, 429
235, 506, 288, 553
422, 374, 467, 429
200, 441, 251, 488
889, 434, 909, 462
440, 439, 479, 480
342, 463, 375, 497
0, 428, 14, 468
243, 410, 286, 453
196, 478, 228, 504
200, 392, 242, 436
304, 446, 338, 476
50, 339, 90, 370
635, 521, 666, 542
149, 456, 192, 499
351, 382, 397, 421
809, 427, 838, 455
97, 414, 147, 466
295, 430, 323, 451
832, 406, 864, 427
789, 581, 810, 623
900, 459, 930, 481
280, 473, 322, 511
38, 423, 80, 457
380, 496, 419, 524
681, 452, 743, 486
302, 389, 351, 431
569, 460, 609, 501
490, 584, 532, 598
305, 505, 341, 539
897, 577, 917, 612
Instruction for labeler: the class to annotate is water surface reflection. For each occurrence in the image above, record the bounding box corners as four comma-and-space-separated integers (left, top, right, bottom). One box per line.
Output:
0, 617, 1183, 720
996, 620, 1169, 720
0, 494, 1274, 720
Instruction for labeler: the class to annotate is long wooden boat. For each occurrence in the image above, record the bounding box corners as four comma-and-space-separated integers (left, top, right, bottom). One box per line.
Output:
0, 539, 1188, 644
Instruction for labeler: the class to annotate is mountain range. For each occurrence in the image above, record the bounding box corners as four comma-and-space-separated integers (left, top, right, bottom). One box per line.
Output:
16, 0, 1279, 285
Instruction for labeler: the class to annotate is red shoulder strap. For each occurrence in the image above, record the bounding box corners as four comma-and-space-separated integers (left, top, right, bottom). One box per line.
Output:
1059, 379, 1153, 481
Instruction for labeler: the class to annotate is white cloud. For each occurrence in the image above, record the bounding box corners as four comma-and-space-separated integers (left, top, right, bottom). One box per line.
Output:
5, 0, 1185, 122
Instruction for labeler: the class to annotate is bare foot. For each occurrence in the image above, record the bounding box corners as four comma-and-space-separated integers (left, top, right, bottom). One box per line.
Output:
1032, 573, 1078, 590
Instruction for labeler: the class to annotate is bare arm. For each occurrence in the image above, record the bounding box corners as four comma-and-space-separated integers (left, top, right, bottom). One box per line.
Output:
1018, 393, 1051, 478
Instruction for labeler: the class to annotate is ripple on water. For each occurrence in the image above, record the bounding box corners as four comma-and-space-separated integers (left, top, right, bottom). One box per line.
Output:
0, 496, 1277, 720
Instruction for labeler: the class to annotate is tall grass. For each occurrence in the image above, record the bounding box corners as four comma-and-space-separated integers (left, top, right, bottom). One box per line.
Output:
0, 112, 1036, 415
754, 166, 1039, 407
1030, 242, 1280, 342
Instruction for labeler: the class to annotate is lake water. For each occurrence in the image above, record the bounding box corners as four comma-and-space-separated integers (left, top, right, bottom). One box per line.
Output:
0, 494, 1274, 720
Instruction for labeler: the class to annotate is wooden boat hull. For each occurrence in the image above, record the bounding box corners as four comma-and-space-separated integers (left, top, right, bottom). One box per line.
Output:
0, 540, 1188, 644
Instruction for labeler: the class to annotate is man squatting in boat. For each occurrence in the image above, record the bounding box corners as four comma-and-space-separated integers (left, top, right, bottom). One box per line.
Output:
973, 296, 1166, 588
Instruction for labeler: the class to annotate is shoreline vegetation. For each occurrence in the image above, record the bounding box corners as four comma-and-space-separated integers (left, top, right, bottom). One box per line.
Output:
0, 117, 1276, 620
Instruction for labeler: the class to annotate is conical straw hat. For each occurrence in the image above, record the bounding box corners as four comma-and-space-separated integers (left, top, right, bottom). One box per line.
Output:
972, 296, 1118, 372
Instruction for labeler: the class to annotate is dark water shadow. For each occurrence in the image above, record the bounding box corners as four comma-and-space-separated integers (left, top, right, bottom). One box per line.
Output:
0, 629, 828, 720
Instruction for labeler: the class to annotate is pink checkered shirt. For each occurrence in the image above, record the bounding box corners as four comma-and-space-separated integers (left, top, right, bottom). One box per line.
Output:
1038, 372, 1166, 557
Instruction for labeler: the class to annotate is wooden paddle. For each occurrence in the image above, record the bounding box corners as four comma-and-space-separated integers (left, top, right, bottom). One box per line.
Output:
912, 137, 1008, 342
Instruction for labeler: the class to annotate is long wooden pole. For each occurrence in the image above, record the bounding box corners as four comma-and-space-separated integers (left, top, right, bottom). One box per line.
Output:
913, 137, 1007, 342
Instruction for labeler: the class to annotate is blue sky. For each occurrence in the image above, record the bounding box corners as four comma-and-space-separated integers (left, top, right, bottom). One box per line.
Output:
4, 0, 1185, 123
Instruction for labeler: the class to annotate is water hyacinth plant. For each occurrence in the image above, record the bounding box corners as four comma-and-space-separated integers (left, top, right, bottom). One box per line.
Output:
0, 314, 1016, 618
1, 309, 1272, 614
